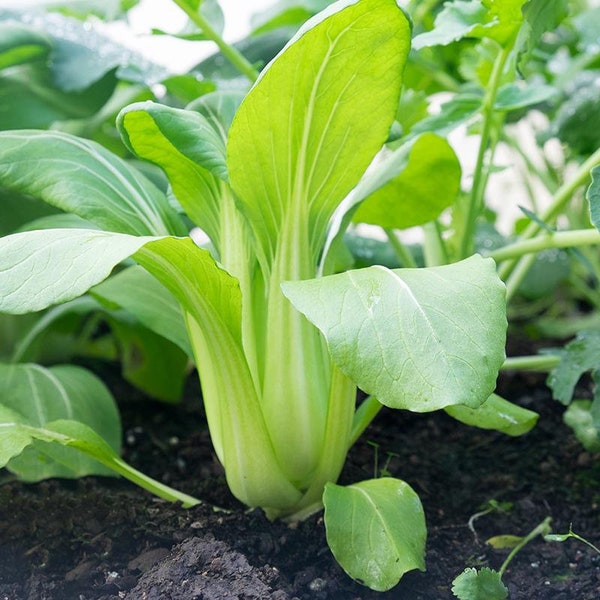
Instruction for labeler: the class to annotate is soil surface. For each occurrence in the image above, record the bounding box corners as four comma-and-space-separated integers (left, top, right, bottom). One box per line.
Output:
1, 363, 599, 599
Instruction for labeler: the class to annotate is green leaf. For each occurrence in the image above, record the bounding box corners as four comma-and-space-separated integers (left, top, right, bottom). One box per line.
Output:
323, 478, 426, 592
546, 331, 600, 415
353, 133, 462, 229
0, 22, 51, 70
283, 255, 507, 412
413, 0, 527, 50
494, 82, 557, 111
520, 0, 569, 67
91, 266, 192, 358
0, 363, 121, 480
134, 238, 303, 510
563, 400, 600, 452
486, 535, 523, 549
0, 65, 115, 129
412, 1, 488, 50
107, 315, 189, 403
117, 102, 227, 243
452, 567, 508, 600
227, 0, 412, 267
412, 91, 483, 137
0, 229, 158, 314
445, 393, 538, 436
588, 166, 600, 231
0, 130, 186, 236
187, 90, 245, 144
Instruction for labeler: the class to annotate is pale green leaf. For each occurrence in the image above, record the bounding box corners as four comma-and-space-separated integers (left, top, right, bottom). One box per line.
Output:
0, 405, 32, 465
0, 363, 121, 480
520, 0, 569, 66
486, 535, 523, 549
323, 478, 426, 592
0, 130, 185, 236
452, 567, 508, 600
187, 90, 245, 144
445, 393, 538, 436
134, 237, 303, 509
353, 133, 461, 229
283, 256, 507, 412
0, 229, 158, 314
118, 102, 227, 243
91, 265, 192, 358
228, 0, 411, 266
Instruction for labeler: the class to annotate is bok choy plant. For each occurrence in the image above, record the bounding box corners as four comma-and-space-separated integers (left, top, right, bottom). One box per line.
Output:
0, 0, 527, 590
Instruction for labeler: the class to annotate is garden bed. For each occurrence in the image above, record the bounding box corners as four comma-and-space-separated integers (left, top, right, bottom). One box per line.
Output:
0, 365, 598, 600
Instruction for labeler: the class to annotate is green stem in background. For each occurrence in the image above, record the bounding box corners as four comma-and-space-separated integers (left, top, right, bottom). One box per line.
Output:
499, 147, 600, 288
459, 44, 512, 259
501, 228, 600, 302
423, 221, 449, 267
171, 0, 259, 83
501, 355, 560, 372
489, 228, 600, 263
498, 517, 552, 578
384, 228, 418, 268
350, 396, 384, 447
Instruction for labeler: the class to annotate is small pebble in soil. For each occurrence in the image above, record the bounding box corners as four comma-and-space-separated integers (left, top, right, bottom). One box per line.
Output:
308, 578, 326, 591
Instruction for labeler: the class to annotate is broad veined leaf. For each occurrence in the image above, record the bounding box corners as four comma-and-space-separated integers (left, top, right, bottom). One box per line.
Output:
91, 265, 192, 358
118, 102, 227, 243
353, 133, 461, 230
0, 229, 158, 314
452, 567, 508, 600
323, 478, 426, 591
0, 131, 186, 236
588, 166, 600, 231
445, 393, 538, 436
228, 0, 411, 266
0, 22, 51, 70
134, 238, 303, 510
0, 363, 121, 480
283, 255, 507, 411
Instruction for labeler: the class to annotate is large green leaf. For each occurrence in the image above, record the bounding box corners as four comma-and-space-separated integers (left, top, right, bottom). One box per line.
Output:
323, 478, 426, 591
0, 363, 120, 480
227, 0, 411, 266
118, 102, 227, 243
353, 133, 461, 230
0, 229, 157, 314
91, 265, 192, 358
0, 131, 185, 236
283, 256, 507, 411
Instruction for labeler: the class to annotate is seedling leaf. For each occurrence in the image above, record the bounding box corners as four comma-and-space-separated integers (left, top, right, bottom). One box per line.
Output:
323, 478, 426, 591
452, 567, 508, 600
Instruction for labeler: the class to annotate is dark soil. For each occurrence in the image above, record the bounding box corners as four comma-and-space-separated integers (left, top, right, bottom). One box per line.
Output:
1, 365, 599, 599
